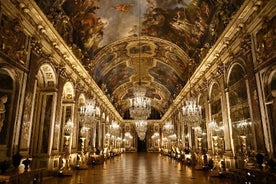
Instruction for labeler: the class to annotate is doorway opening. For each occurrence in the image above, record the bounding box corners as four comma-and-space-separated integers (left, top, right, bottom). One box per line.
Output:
137, 138, 147, 152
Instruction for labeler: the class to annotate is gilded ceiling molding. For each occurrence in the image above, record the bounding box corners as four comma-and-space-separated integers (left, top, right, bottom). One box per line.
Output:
30, 37, 43, 55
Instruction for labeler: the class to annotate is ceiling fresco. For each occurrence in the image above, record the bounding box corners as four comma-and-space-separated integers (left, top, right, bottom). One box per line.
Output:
91, 36, 190, 117
35, 0, 244, 119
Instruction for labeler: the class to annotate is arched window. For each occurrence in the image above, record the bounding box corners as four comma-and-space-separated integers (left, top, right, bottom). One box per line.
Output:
60, 82, 75, 153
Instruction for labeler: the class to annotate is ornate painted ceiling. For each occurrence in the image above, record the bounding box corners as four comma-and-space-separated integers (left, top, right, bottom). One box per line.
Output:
35, 0, 244, 119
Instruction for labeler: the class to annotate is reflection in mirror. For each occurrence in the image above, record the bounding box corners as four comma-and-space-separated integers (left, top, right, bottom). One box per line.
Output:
228, 64, 253, 160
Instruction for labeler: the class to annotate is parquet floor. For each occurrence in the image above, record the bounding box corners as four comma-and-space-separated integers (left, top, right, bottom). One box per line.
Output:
45, 152, 235, 184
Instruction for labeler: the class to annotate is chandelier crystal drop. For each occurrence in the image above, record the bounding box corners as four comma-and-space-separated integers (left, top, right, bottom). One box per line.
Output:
135, 120, 148, 140
182, 96, 202, 127
129, 85, 151, 120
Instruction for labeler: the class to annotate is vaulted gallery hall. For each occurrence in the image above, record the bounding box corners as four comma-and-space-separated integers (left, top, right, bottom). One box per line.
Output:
0, 0, 275, 183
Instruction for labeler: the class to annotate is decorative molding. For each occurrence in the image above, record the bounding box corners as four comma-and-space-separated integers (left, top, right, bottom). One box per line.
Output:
30, 37, 43, 55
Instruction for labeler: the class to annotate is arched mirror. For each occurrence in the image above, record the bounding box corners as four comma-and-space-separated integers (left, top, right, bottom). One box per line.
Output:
60, 82, 75, 153
209, 83, 225, 157
228, 64, 253, 158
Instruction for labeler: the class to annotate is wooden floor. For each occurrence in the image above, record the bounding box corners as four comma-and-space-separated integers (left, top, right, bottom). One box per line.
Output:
46, 152, 235, 184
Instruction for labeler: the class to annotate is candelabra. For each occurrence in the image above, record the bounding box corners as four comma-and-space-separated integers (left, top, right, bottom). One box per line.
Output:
77, 126, 89, 169
208, 120, 218, 157
197, 137, 202, 152
59, 119, 74, 176
212, 135, 219, 156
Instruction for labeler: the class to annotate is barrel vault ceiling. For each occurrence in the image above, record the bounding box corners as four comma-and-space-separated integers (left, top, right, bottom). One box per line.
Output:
35, 0, 244, 119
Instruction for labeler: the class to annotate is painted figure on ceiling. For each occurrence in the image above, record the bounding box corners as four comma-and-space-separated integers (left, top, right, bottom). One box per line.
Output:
61, 0, 104, 55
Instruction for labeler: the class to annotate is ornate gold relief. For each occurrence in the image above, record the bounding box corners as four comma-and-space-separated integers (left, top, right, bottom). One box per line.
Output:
30, 37, 43, 55
0, 15, 28, 64
256, 17, 276, 63
126, 40, 156, 58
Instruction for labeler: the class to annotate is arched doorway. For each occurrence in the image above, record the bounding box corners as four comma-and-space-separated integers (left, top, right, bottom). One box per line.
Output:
137, 138, 147, 152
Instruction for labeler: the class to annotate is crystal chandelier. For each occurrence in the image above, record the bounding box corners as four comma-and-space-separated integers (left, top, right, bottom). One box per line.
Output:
182, 96, 202, 127
129, 0, 151, 120
79, 98, 100, 128
129, 85, 151, 120
182, 64, 202, 127
135, 120, 148, 140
